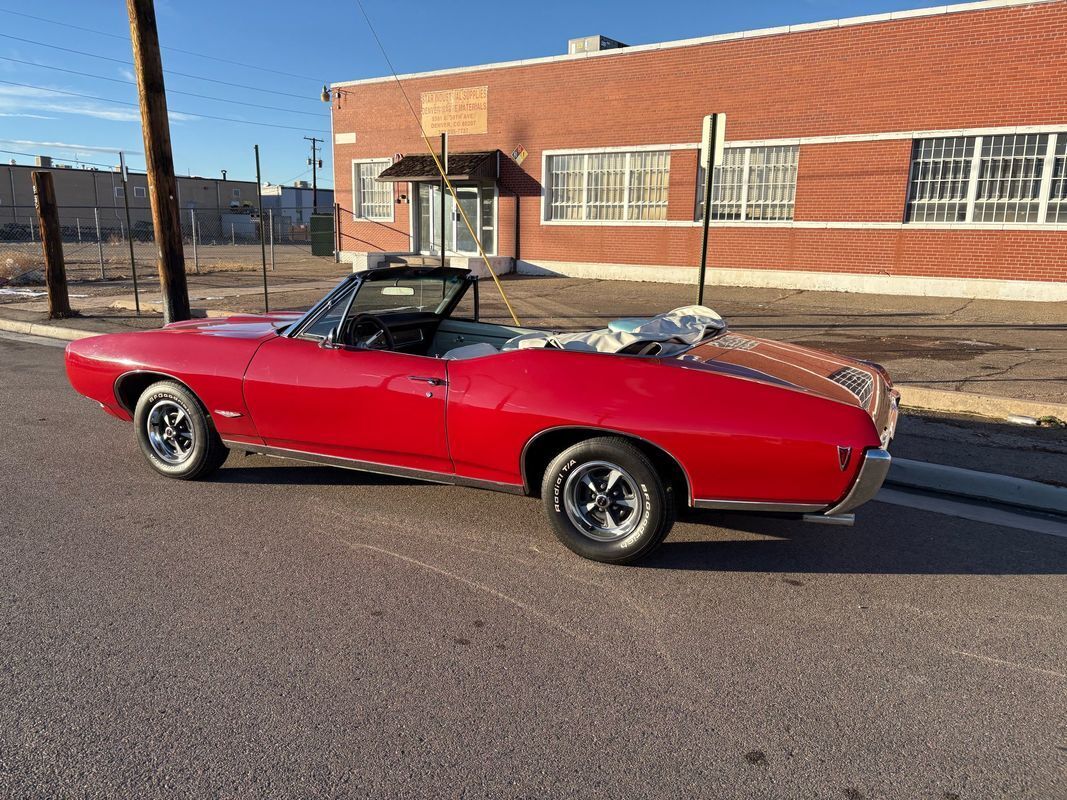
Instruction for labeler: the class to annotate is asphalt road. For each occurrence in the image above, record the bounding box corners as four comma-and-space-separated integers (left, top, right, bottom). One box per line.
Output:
1, 335, 1064, 799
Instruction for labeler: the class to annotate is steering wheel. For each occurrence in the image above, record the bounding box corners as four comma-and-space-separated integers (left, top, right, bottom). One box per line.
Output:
346, 313, 395, 350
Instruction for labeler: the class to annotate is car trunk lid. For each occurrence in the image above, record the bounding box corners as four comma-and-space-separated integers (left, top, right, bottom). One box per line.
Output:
678, 331, 897, 442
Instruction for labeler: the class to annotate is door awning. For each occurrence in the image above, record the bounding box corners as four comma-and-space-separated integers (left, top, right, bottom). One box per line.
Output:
376, 150, 499, 182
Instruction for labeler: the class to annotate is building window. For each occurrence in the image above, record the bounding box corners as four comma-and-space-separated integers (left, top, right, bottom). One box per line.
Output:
232, 188, 241, 198
133, 186, 147, 198
546, 150, 670, 222
1049, 136, 1067, 223
697, 145, 799, 221
905, 137, 973, 222
906, 133, 1065, 224
352, 159, 393, 221
114, 186, 124, 199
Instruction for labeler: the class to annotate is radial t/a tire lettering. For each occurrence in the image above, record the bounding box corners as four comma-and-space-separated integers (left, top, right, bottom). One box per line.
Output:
540, 436, 675, 564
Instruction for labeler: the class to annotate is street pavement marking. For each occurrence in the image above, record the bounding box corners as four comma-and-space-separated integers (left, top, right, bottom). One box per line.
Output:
0, 330, 67, 348
876, 487, 1067, 538
950, 649, 1066, 680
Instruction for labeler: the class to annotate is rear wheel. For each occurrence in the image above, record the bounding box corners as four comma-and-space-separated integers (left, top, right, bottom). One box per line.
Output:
133, 380, 228, 480
541, 437, 675, 564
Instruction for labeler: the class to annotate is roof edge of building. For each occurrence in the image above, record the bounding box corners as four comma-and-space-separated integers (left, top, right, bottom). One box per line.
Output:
331, 0, 1062, 89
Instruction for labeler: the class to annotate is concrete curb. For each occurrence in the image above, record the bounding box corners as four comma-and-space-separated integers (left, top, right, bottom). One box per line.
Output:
108, 300, 230, 317
899, 385, 1067, 423
0, 317, 97, 341
888, 457, 1067, 516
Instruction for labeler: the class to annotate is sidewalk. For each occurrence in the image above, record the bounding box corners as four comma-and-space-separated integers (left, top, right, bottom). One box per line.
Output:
2, 266, 1065, 415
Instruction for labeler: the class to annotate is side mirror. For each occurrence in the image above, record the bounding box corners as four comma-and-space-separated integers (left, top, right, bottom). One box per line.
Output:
319, 326, 340, 349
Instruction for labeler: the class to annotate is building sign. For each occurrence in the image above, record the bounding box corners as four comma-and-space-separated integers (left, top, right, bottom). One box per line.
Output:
511, 144, 528, 166
420, 86, 488, 136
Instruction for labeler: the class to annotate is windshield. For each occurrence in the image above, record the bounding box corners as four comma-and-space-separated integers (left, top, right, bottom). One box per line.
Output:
350, 273, 466, 315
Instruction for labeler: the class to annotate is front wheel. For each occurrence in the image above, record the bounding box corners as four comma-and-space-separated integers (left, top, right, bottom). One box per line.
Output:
541, 437, 675, 564
133, 380, 228, 480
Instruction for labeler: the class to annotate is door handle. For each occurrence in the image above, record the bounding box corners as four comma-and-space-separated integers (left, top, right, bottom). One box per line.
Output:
409, 376, 446, 386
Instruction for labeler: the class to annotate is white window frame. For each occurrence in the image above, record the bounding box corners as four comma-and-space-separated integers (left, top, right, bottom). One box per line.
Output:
906, 132, 1063, 224
543, 148, 671, 224
696, 145, 799, 222
133, 186, 147, 199
351, 158, 394, 222
114, 186, 124, 199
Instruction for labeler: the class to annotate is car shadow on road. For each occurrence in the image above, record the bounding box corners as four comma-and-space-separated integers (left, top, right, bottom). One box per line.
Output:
642, 505, 1067, 576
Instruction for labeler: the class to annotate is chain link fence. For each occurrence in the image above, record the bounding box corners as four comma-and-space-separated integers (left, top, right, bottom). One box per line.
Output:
1, 203, 336, 285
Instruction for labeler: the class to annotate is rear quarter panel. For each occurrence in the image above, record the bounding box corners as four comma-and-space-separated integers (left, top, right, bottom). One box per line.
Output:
65, 330, 265, 439
445, 350, 881, 505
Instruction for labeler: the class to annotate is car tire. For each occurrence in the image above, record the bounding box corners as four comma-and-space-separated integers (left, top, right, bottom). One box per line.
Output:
541, 437, 675, 564
133, 380, 228, 480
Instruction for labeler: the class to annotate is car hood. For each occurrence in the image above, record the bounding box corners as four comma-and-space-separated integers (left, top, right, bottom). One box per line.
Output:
679, 331, 890, 412
162, 311, 303, 340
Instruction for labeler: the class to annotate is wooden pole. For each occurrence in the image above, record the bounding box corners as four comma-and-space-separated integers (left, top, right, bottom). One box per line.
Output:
126, 0, 189, 324
31, 171, 73, 319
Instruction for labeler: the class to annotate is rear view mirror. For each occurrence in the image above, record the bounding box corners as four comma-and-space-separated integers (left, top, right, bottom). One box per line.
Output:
381, 286, 415, 296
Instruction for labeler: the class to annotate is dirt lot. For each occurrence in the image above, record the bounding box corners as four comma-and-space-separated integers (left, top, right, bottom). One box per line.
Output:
0, 241, 324, 284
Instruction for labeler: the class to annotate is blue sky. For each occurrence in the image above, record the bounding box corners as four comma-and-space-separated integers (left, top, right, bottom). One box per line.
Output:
0, 0, 930, 185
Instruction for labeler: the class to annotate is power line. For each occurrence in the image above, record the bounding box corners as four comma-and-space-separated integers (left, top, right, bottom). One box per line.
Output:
0, 147, 137, 171
0, 78, 330, 133
0, 7, 324, 83
351, 0, 522, 327
0, 55, 328, 118
0, 33, 319, 102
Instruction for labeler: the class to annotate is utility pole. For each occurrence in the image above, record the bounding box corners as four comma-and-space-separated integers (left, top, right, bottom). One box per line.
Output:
304, 136, 323, 213
126, 0, 190, 324
31, 171, 72, 319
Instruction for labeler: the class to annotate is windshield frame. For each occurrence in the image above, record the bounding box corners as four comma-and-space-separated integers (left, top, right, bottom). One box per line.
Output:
283, 267, 474, 341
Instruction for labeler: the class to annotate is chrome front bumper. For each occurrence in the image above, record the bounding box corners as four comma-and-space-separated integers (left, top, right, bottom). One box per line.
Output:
824, 448, 892, 516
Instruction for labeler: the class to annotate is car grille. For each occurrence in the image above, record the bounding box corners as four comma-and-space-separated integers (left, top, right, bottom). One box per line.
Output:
829, 366, 875, 407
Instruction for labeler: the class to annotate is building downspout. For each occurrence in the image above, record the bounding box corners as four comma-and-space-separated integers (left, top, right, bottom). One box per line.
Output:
513, 188, 520, 263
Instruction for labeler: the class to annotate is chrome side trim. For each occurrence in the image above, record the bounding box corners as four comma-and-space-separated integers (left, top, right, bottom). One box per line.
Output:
221, 440, 526, 495
518, 425, 694, 503
692, 498, 825, 513
825, 448, 892, 515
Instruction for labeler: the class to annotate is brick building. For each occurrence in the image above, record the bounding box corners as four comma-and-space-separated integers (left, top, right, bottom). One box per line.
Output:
329, 0, 1067, 301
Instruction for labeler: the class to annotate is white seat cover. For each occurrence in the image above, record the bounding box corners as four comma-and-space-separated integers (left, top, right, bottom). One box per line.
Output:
442, 342, 499, 360
502, 305, 725, 355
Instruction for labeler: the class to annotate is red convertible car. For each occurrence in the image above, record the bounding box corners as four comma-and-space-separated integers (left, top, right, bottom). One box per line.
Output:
66, 266, 897, 563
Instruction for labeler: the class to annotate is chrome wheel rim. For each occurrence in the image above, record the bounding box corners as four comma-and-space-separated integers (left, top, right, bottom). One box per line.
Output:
563, 460, 644, 542
146, 399, 194, 464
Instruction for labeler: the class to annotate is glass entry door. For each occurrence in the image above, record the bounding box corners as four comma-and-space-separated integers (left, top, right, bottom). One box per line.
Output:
418, 184, 487, 256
